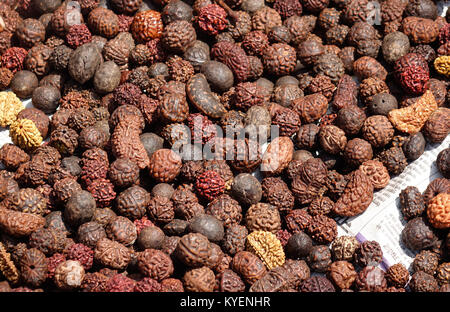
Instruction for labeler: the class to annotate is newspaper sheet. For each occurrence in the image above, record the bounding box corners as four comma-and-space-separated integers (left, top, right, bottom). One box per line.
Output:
336, 135, 449, 271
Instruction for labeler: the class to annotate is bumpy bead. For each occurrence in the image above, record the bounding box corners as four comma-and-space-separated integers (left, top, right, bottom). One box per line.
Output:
131, 10, 164, 43
8, 188, 46, 215
9, 119, 43, 151
262, 43, 297, 76
246, 231, 285, 270
0, 91, 24, 128
116, 186, 150, 220
162, 20, 196, 53
2, 47, 28, 74
427, 193, 450, 229
148, 149, 182, 183
197, 4, 227, 36
252, 7, 282, 34
434, 56, 450, 78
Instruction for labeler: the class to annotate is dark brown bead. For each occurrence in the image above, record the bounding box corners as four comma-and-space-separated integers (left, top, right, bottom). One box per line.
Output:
8, 188, 46, 216
307, 245, 332, 273
94, 238, 131, 270
77, 221, 107, 249
0, 143, 30, 171
242, 31, 269, 57
175, 233, 212, 268
423, 108, 450, 144
404, 0, 437, 20
222, 224, 248, 256
148, 195, 175, 224
359, 77, 389, 105
29, 228, 66, 256
188, 215, 224, 243
378, 146, 408, 175
103, 33, 135, 71
49, 125, 78, 156
206, 194, 242, 229
115, 186, 150, 220
361, 115, 394, 148
162, 20, 197, 53
15, 19, 46, 48
297, 39, 324, 67
313, 53, 344, 83
284, 15, 316, 46
300, 275, 335, 292
317, 6, 340, 30
19, 248, 48, 288
109, 158, 140, 189
386, 263, 409, 288
413, 250, 439, 275
263, 43, 297, 76
272, 83, 303, 108
353, 240, 383, 267
261, 177, 294, 213
88, 7, 120, 39
333, 169, 373, 217
158, 92, 189, 123
183, 266, 215, 292
355, 265, 387, 292
308, 196, 334, 216
109, 105, 144, 131
106, 216, 137, 246
318, 125, 347, 155
291, 93, 328, 124
307, 215, 337, 245
436, 148, 450, 178
110, 0, 142, 15
436, 262, 450, 285
245, 203, 281, 234
399, 186, 425, 220
219, 269, 245, 292
285, 209, 312, 234
166, 56, 195, 84
347, 22, 381, 58
64, 190, 96, 227
409, 271, 439, 292
0, 176, 19, 203
327, 261, 357, 290
306, 75, 335, 101
232, 251, 267, 285
335, 105, 366, 136
53, 177, 82, 204
344, 138, 373, 167
353, 56, 387, 81
172, 185, 204, 221
295, 124, 319, 150
268, 25, 292, 44
92, 208, 117, 228
325, 25, 349, 46
401, 217, 437, 251
230, 172, 262, 206
137, 226, 165, 250
332, 74, 358, 110
10, 70, 39, 99
424, 177, 450, 204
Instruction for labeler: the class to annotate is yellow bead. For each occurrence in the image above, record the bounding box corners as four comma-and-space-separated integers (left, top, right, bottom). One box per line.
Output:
246, 230, 285, 270
434, 56, 450, 78
0, 91, 24, 128
9, 118, 43, 150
